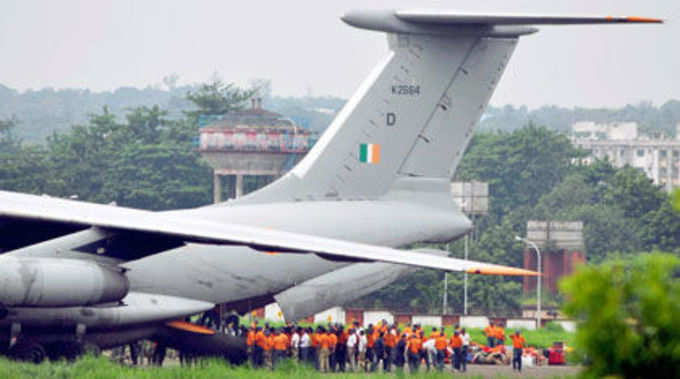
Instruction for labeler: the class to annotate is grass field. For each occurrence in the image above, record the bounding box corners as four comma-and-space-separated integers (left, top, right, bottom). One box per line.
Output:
0, 356, 477, 379
0, 355, 580, 379
0, 323, 574, 378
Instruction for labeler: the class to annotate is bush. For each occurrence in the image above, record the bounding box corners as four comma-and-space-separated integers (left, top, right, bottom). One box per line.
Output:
560, 252, 680, 378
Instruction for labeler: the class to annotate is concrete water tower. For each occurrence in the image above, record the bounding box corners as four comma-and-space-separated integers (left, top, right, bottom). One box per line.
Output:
199, 98, 313, 202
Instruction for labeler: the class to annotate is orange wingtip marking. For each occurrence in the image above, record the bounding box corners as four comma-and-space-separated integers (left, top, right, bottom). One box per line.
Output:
166, 321, 216, 335
264, 251, 279, 256
466, 267, 541, 276
625, 16, 663, 23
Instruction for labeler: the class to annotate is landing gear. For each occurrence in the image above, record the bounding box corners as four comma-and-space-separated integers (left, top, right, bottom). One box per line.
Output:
46, 341, 101, 361
9, 341, 47, 364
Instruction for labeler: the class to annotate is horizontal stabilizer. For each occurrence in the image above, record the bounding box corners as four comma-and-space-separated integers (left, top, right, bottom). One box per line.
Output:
394, 10, 663, 25
342, 9, 662, 36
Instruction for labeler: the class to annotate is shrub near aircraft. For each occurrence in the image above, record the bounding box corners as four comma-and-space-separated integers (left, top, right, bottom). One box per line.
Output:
0, 9, 660, 363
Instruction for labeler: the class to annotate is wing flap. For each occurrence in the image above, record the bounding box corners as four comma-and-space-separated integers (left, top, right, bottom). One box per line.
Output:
0, 191, 537, 276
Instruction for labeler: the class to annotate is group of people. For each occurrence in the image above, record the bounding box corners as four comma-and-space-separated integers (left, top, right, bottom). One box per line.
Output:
246, 319, 496, 373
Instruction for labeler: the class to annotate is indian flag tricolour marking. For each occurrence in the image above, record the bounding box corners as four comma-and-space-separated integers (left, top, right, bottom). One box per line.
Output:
359, 143, 380, 164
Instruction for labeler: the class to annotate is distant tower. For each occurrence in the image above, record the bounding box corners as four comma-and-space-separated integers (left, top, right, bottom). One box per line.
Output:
198, 99, 314, 202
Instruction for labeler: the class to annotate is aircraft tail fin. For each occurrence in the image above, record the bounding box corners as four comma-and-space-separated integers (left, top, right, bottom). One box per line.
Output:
232, 10, 659, 205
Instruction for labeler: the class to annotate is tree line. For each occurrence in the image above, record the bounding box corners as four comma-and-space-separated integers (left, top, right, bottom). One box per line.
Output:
1, 83, 678, 315
358, 124, 680, 315
0, 80, 254, 210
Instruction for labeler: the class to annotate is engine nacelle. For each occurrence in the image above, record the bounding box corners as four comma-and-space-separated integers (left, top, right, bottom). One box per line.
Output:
0, 256, 128, 307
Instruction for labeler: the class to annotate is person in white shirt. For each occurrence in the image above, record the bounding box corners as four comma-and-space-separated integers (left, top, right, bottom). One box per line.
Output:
346, 329, 358, 372
460, 328, 470, 372
300, 328, 311, 365
422, 337, 437, 371
357, 330, 368, 371
291, 327, 301, 361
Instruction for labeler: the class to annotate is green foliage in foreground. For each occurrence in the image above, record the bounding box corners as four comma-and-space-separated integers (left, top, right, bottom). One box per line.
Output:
0, 355, 487, 379
561, 253, 680, 378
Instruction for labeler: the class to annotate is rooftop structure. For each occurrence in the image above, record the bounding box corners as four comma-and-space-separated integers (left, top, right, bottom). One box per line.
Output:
199, 99, 316, 202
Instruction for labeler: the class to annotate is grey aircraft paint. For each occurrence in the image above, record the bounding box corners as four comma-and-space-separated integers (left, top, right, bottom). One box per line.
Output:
0, 9, 660, 362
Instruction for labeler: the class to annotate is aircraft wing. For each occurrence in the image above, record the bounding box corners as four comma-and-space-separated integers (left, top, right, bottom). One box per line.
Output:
0, 190, 536, 276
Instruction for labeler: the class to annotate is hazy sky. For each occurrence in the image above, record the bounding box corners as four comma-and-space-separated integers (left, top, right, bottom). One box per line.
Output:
1, 0, 678, 108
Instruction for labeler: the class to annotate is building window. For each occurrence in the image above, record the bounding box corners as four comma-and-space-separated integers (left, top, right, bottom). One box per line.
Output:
674, 150, 679, 158
673, 167, 679, 179
660, 168, 668, 176
637, 149, 645, 157
660, 150, 668, 158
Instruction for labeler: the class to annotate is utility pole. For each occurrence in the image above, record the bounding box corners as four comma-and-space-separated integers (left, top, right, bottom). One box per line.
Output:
516, 235, 542, 329
443, 243, 449, 314
463, 233, 469, 315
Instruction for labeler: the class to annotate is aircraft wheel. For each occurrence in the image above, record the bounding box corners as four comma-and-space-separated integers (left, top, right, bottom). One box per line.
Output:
61, 342, 84, 361
82, 343, 101, 356
10, 341, 47, 364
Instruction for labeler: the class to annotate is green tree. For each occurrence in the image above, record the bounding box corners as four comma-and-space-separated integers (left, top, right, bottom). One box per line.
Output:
638, 199, 680, 254
0, 117, 50, 193
184, 78, 254, 123
457, 124, 584, 222
561, 253, 680, 378
101, 142, 212, 210
602, 166, 665, 220
0, 117, 21, 152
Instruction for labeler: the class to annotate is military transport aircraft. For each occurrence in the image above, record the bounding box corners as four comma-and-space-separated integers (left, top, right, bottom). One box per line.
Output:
0, 9, 660, 363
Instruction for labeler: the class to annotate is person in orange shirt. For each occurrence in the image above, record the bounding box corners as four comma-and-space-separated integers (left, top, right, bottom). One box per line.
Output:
429, 327, 440, 339
402, 323, 413, 337
383, 327, 397, 372
416, 328, 430, 371
263, 329, 274, 370
246, 326, 256, 366
407, 334, 422, 373
311, 327, 320, 370
380, 320, 388, 335
365, 324, 375, 371
328, 327, 338, 371
484, 321, 496, 348
315, 328, 330, 372
450, 330, 463, 372
254, 326, 265, 368
510, 330, 526, 372
272, 329, 289, 370
434, 331, 448, 371
496, 323, 506, 346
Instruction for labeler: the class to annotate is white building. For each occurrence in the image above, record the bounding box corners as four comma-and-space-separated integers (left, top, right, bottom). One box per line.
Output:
571, 121, 638, 141
571, 122, 680, 192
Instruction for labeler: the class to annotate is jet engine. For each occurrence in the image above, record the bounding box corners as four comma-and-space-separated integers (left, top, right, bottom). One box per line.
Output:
0, 257, 128, 307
